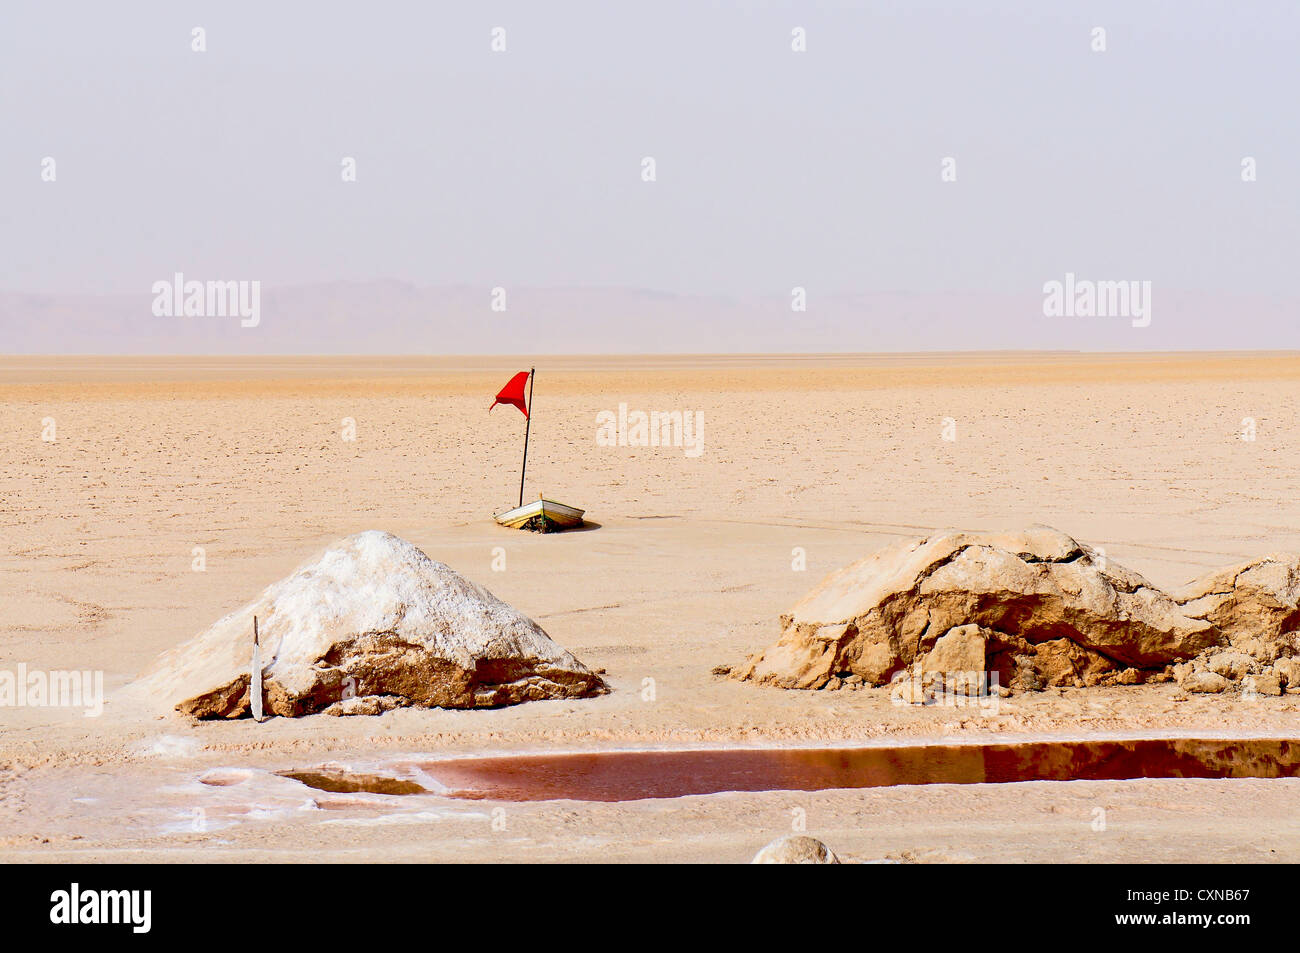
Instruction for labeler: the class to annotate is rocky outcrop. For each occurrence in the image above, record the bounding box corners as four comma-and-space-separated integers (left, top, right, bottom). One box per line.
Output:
131, 531, 607, 717
734, 526, 1222, 693
1169, 555, 1300, 694
1175, 555, 1300, 660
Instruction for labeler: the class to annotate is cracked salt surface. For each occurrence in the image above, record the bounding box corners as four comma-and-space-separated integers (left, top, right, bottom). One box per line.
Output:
319, 811, 489, 827
132, 759, 492, 836
135, 734, 201, 759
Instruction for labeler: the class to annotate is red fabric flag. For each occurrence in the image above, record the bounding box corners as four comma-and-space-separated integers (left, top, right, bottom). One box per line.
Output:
490, 371, 530, 418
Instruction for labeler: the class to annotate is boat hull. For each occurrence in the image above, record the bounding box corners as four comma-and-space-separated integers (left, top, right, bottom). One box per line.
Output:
494, 499, 585, 532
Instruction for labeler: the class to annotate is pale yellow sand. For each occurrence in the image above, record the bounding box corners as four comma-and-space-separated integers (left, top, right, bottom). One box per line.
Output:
2, 353, 1298, 862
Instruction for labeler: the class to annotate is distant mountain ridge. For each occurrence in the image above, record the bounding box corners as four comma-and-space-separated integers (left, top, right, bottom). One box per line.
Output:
1, 282, 1296, 354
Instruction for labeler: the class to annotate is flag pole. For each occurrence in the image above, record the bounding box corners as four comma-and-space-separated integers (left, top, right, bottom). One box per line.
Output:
518, 367, 535, 507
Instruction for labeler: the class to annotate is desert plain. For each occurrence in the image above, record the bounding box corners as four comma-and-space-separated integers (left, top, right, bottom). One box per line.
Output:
1, 351, 1298, 863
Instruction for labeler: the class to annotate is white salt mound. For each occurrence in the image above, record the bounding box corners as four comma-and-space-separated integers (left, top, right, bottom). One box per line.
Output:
130, 531, 607, 718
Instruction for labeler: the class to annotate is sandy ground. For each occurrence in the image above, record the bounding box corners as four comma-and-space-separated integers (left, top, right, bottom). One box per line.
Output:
2, 352, 1299, 863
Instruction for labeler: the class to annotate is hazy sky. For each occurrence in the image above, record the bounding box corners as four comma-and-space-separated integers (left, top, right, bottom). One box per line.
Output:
2, 1, 1297, 350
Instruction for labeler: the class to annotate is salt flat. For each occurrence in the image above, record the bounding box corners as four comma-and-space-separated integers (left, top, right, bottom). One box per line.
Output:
2, 352, 1298, 862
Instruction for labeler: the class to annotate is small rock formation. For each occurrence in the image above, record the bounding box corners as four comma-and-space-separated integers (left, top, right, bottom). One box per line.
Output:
1274, 658, 1300, 689
923, 624, 987, 675
1175, 555, 1300, 653
734, 526, 1221, 693
734, 525, 1300, 696
131, 531, 607, 717
1179, 670, 1231, 695
1171, 555, 1300, 693
751, 835, 841, 864
1244, 672, 1284, 697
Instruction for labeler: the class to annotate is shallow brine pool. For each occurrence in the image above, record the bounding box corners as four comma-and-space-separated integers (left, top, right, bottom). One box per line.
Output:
276, 737, 1300, 803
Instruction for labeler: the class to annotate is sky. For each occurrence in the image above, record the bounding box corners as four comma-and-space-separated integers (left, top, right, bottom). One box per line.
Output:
1, 0, 1297, 352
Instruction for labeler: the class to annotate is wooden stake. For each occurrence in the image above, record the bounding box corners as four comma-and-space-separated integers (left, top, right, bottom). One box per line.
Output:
251, 615, 264, 723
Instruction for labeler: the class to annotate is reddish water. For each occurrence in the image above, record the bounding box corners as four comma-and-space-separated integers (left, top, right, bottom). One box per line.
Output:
410, 738, 1300, 802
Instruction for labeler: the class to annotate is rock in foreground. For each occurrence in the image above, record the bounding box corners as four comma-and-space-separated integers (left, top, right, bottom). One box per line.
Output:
132, 531, 607, 717
734, 526, 1222, 692
751, 835, 841, 864
1175, 555, 1300, 660
1168, 556, 1300, 695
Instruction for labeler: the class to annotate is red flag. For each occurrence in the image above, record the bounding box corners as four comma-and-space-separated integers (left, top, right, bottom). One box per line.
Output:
490, 371, 530, 418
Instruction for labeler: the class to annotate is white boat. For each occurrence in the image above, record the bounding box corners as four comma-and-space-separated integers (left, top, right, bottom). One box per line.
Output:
494, 498, 585, 532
